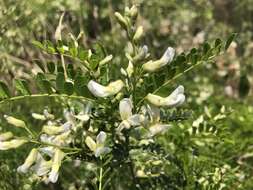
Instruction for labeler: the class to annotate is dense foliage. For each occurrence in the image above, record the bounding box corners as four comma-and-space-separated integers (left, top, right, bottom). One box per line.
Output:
0, 1, 252, 190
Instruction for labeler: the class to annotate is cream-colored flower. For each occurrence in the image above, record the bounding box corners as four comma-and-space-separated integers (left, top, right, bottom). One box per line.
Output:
74, 102, 92, 122
143, 104, 171, 137
99, 55, 113, 66
142, 47, 175, 72
17, 148, 38, 173
133, 26, 144, 42
42, 122, 72, 135
0, 139, 27, 150
117, 98, 145, 132
48, 149, 65, 183
4, 115, 26, 128
32, 153, 52, 176
0, 132, 13, 141
85, 131, 111, 157
146, 85, 185, 107
88, 80, 124, 98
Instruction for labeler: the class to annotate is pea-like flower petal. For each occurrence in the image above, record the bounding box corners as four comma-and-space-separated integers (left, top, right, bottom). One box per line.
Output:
88, 80, 124, 98
149, 124, 171, 137
143, 47, 175, 72
146, 85, 185, 107
48, 149, 65, 183
17, 148, 38, 173
119, 98, 133, 120
96, 131, 107, 145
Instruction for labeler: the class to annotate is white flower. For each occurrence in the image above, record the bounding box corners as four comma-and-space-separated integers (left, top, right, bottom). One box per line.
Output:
87, 80, 124, 98
133, 26, 144, 42
142, 47, 175, 72
85, 131, 111, 157
32, 153, 52, 176
48, 149, 65, 183
74, 102, 92, 122
133, 45, 149, 62
17, 148, 38, 173
39, 146, 55, 157
143, 104, 171, 137
0, 132, 13, 141
0, 139, 27, 150
117, 98, 145, 132
146, 85, 185, 107
42, 122, 72, 135
99, 55, 113, 66
4, 115, 26, 128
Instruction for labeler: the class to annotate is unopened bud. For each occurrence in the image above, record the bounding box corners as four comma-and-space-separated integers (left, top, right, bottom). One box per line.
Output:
115, 12, 128, 30
129, 5, 138, 20
4, 115, 26, 128
99, 55, 113, 66
0, 132, 13, 141
133, 26, 143, 42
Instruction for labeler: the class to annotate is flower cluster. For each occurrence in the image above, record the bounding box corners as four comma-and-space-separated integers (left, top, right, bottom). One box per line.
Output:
0, 5, 186, 186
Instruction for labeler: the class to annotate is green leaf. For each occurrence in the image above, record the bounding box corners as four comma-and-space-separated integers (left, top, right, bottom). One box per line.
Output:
74, 75, 90, 96
56, 72, 65, 92
214, 38, 222, 48
41, 80, 53, 94
47, 62, 55, 73
0, 81, 11, 99
92, 43, 106, 59
32, 40, 44, 50
33, 59, 45, 72
78, 49, 89, 61
239, 74, 250, 98
225, 33, 237, 50
35, 73, 53, 93
64, 82, 74, 95
44, 40, 56, 54
14, 79, 31, 95
89, 55, 100, 70
203, 42, 211, 55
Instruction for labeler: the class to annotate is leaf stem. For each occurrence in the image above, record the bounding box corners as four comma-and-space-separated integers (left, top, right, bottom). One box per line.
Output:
99, 157, 103, 190
0, 93, 95, 105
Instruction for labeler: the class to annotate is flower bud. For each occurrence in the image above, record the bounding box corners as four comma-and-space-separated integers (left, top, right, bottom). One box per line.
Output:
126, 61, 134, 77
85, 136, 96, 152
42, 123, 71, 135
133, 26, 144, 42
17, 148, 38, 173
0, 139, 27, 150
99, 55, 113, 66
87, 80, 124, 98
32, 113, 46, 120
4, 115, 26, 128
129, 5, 138, 20
0, 132, 13, 141
133, 26, 143, 42
115, 12, 128, 30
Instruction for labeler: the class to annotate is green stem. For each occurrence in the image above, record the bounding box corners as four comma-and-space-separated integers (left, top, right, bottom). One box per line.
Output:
61, 54, 68, 79
0, 93, 95, 105
99, 157, 103, 190
28, 139, 82, 152
24, 126, 36, 139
